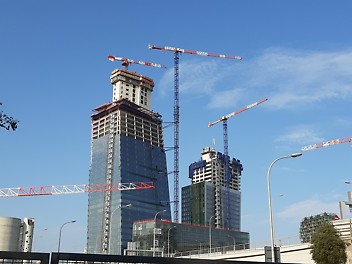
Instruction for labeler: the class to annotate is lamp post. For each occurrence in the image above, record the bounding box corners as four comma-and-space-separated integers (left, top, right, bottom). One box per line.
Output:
33, 228, 48, 252
209, 215, 215, 253
108, 203, 132, 254
267, 153, 302, 262
153, 209, 167, 257
167, 225, 176, 257
57, 220, 76, 253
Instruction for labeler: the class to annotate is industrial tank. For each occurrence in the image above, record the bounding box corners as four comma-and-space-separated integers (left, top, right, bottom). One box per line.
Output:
0, 216, 21, 251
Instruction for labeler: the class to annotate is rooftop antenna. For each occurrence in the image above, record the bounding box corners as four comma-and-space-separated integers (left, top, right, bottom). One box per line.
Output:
212, 138, 216, 151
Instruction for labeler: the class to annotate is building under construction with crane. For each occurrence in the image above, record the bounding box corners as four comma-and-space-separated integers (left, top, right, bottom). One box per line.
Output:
182, 147, 243, 230
87, 68, 171, 254
87, 48, 256, 255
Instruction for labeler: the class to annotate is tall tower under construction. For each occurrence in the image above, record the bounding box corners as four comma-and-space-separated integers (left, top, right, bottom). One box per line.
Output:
87, 68, 171, 254
182, 147, 243, 230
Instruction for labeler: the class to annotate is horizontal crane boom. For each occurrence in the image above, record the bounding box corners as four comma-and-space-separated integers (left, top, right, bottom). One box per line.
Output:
148, 45, 243, 60
301, 137, 352, 151
108, 55, 167, 68
0, 182, 155, 198
208, 98, 268, 127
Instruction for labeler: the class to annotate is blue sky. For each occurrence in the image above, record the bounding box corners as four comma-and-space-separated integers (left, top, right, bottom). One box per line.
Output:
1, 0, 352, 253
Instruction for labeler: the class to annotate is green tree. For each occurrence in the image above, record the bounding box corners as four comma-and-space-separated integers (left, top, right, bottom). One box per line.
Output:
311, 222, 346, 264
0, 103, 18, 131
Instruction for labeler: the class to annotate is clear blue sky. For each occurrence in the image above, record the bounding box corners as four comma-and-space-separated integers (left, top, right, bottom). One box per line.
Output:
1, 0, 352, 253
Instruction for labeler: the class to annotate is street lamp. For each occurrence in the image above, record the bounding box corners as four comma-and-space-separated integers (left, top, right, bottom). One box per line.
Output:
267, 153, 302, 262
209, 215, 215, 253
57, 220, 76, 253
108, 203, 132, 254
167, 225, 176, 257
33, 228, 48, 252
153, 209, 167, 257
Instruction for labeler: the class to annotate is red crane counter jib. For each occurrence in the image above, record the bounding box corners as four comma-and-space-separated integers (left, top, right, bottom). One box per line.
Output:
107, 55, 167, 68
0, 182, 155, 198
148, 45, 243, 60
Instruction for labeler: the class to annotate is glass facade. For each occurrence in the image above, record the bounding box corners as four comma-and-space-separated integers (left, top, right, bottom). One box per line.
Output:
183, 147, 243, 230
87, 123, 170, 254
130, 220, 250, 257
88, 69, 171, 255
182, 182, 241, 230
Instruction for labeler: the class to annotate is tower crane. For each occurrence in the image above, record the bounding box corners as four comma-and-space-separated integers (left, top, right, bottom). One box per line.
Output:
107, 55, 167, 69
103, 56, 166, 253
149, 45, 242, 222
0, 180, 153, 254
0, 182, 155, 198
301, 137, 352, 151
208, 98, 268, 228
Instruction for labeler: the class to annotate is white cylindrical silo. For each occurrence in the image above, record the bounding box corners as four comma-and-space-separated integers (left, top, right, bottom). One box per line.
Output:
0, 216, 21, 251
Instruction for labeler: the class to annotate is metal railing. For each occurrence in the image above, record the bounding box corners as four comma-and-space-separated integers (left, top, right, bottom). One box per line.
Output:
173, 243, 250, 258
50, 252, 266, 264
0, 251, 49, 264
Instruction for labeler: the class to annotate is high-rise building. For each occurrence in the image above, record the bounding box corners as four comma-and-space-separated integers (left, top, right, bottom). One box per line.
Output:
87, 68, 171, 254
182, 147, 243, 230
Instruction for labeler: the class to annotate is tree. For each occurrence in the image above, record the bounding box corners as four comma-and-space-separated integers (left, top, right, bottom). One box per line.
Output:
0, 103, 18, 131
311, 222, 346, 264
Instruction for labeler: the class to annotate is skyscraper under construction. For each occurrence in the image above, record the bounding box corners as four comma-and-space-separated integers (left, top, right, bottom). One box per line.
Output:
87, 68, 171, 254
182, 147, 243, 230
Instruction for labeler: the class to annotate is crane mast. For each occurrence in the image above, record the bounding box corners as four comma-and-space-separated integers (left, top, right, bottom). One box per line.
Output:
174, 51, 180, 222
301, 137, 352, 151
149, 44, 242, 222
208, 98, 268, 228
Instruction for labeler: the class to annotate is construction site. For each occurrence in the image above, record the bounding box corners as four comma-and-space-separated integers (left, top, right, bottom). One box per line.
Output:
0, 46, 256, 257
1, 45, 352, 264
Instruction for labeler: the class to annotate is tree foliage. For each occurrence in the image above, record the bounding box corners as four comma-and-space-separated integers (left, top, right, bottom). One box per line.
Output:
0, 103, 18, 131
311, 222, 346, 264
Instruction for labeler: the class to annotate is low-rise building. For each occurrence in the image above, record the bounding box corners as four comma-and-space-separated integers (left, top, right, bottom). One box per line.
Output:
127, 219, 250, 256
